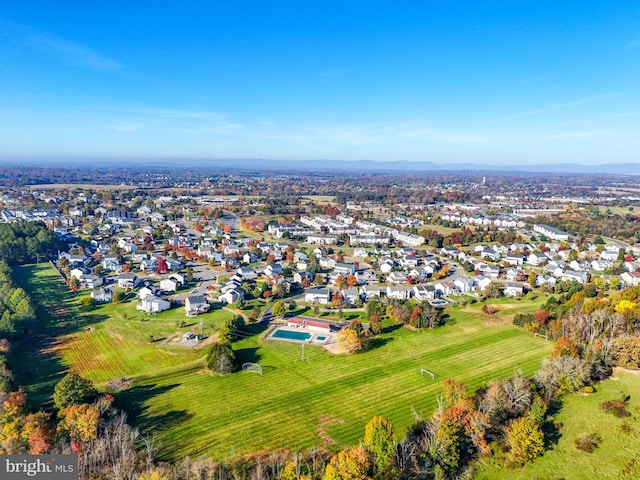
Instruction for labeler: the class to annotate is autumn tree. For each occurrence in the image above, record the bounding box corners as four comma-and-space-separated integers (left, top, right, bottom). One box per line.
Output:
506, 417, 545, 467
57, 403, 100, 443
363, 416, 397, 474
338, 328, 363, 353
272, 300, 286, 318
369, 315, 382, 335
323, 445, 372, 480
53, 372, 97, 410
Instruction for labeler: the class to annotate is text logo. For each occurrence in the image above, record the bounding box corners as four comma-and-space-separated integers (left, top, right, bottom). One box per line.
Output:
1, 455, 77, 479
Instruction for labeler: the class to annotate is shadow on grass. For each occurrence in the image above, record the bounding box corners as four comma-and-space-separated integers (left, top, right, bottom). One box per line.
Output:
115, 382, 182, 430
441, 313, 455, 325
543, 398, 564, 449
241, 322, 269, 336
367, 336, 392, 350
235, 347, 261, 365
381, 323, 403, 334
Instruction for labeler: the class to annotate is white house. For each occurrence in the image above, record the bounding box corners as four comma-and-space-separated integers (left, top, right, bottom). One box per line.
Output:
160, 278, 178, 292
359, 285, 386, 300
379, 259, 395, 274
184, 295, 210, 316
475, 275, 492, 291
413, 285, 436, 301
342, 288, 360, 305
219, 288, 244, 304
386, 285, 412, 300
386, 271, 407, 285
454, 277, 475, 292
79, 274, 103, 289
621, 271, 640, 287
503, 281, 525, 297
305, 287, 331, 304
90, 287, 113, 304
237, 266, 258, 280
137, 297, 171, 314
117, 273, 140, 290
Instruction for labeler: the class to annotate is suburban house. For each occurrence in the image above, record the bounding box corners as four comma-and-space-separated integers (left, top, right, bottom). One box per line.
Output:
412, 284, 437, 301
137, 297, 171, 314
117, 273, 140, 290
434, 281, 458, 297
341, 288, 360, 305
185, 295, 210, 316
527, 252, 549, 266
264, 263, 283, 279
138, 286, 159, 300
170, 272, 186, 285
409, 267, 433, 282
386, 285, 412, 300
453, 277, 475, 292
102, 254, 121, 272
334, 263, 356, 276
386, 271, 407, 285
536, 274, 557, 288
218, 287, 244, 304
140, 258, 158, 272
304, 287, 331, 305
81, 274, 104, 289
159, 278, 178, 292
621, 271, 640, 287
503, 281, 525, 297
90, 287, 113, 304
474, 275, 492, 291
166, 258, 183, 270
293, 271, 315, 284
237, 266, 258, 280
561, 270, 588, 284
504, 253, 525, 266
359, 285, 386, 300
319, 258, 336, 270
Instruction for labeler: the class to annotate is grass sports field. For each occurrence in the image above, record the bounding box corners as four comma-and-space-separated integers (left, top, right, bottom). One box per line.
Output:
14, 263, 553, 461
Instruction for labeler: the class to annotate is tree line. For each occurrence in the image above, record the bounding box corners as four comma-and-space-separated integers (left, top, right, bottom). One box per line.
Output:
0, 221, 64, 265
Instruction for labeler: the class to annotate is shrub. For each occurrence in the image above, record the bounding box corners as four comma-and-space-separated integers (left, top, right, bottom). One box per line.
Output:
574, 432, 602, 453
601, 399, 630, 417
583, 385, 594, 394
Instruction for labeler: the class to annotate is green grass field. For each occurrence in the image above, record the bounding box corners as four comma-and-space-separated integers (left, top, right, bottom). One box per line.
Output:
475, 369, 640, 480
14, 263, 554, 462
12, 264, 235, 403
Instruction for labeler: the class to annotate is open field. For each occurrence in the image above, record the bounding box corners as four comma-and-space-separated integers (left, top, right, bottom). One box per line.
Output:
475, 369, 640, 480
14, 263, 553, 461
12, 264, 235, 402
301, 195, 337, 205
119, 303, 552, 461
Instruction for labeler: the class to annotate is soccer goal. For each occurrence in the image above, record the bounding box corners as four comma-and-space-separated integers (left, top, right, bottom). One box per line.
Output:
420, 368, 435, 380
242, 362, 263, 376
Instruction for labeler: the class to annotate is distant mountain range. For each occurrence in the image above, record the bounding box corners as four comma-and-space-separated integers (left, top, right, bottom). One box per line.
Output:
3, 157, 640, 175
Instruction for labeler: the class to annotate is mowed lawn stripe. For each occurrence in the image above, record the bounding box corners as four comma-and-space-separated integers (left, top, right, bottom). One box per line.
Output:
127, 319, 551, 460
14, 264, 553, 460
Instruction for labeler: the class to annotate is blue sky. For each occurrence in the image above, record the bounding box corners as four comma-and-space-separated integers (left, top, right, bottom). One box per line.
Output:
1, 1, 639, 164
